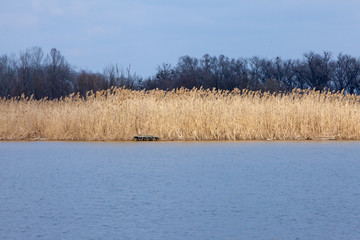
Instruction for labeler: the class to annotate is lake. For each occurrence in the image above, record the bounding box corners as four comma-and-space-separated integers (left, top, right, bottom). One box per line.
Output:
1, 142, 360, 239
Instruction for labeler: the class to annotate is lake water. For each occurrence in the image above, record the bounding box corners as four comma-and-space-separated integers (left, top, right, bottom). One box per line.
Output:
1, 142, 360, 240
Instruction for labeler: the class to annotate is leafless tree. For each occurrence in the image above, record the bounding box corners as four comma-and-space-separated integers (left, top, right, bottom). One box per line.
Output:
104, 64, 117, 87
175, 56, 200, 89
332, 53, 360, 94
77, 70, 108, 96
0, 54, 17, 97
46, 48, 73, 98
155, 63, 175, 90
301, 51, 333, 90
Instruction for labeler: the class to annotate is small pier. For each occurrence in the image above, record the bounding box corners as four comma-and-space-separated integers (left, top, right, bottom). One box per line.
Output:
134, 135, 160, 141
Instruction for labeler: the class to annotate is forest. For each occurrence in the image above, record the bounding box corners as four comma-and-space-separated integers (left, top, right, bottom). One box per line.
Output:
1, 46, 360, 99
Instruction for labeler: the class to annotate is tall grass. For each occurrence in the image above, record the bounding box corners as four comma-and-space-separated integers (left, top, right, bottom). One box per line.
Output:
1, 88, 360, 141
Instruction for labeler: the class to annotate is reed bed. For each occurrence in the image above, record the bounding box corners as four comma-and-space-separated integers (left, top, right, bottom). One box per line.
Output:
1, 88, 360, 141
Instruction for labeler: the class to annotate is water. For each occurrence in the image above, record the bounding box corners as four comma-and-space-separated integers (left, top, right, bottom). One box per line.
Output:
1, 142, 360, 240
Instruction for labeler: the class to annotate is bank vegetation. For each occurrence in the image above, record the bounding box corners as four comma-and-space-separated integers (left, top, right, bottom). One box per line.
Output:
1, 88, 359, 141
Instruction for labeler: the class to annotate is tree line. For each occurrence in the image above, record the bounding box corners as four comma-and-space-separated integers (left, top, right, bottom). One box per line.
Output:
149, 52, 360, 94
0, 46, 142, 99
1, 46, 360, 99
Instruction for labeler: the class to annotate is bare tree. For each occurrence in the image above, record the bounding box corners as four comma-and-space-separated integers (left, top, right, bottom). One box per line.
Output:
76, 70, 108, 96
0, 54, 17, 97
155, 63, 175, 90
230, 58, 249, 90
18, 49, 33, 96
46, 48, 72, 98
199, 54, 217, 88
104, 64, 117, 87
248, 57, 265, 90
301, 51, 333, 90
175, 56, 200, 89
29, 46, 46, 98
332, 53, 360, 94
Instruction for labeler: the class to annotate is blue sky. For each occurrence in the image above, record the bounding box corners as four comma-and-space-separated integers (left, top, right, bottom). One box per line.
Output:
1, 0, 360, 77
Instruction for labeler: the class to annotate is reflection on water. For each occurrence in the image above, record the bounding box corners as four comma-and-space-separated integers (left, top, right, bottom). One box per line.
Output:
1, 142, 360, 239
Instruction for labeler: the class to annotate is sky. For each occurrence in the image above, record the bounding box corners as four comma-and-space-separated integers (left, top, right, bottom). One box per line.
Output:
1, 0, 360, 77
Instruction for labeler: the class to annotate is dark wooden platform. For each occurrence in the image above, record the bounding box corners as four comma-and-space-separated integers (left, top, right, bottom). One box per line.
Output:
134, 135, 159, 141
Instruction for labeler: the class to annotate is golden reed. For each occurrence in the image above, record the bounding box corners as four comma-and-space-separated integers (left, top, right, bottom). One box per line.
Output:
1, 87, 360, 141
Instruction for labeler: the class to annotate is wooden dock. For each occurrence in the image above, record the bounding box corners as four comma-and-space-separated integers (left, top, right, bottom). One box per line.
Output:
134, 135, 160, 141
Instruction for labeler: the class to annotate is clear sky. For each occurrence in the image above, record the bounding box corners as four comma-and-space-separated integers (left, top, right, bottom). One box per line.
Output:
1, 0, 360, 77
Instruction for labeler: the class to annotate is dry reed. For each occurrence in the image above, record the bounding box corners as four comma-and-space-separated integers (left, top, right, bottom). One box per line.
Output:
1, 88, 360, 141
